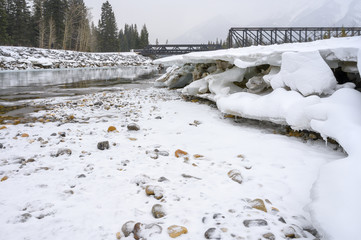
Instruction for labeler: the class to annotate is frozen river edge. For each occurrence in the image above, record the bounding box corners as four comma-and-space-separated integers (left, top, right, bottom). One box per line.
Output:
154, 37, 361, 240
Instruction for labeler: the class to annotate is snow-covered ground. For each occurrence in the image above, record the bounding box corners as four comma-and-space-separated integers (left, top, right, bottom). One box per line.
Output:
0, 87, 344, 240
1, 37, 360, 240
0, 46, 153, 70
154, 37, 361, 240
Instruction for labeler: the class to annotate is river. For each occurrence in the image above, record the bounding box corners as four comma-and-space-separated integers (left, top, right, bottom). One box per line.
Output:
0, 66, 159, 116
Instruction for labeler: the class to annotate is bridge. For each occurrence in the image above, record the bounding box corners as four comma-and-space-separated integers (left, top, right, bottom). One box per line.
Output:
228, 27, 361, 48
136, 44, 223, 57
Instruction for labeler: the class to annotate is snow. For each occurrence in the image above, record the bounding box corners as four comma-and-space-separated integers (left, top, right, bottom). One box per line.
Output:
0, 88, 344, 239
155, 36, 361, 240
1, 36, 361, 239
271, 51, 337, 96
0, 46, 153, 70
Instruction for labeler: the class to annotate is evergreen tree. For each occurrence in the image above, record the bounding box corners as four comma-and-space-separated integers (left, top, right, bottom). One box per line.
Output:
139, 24, 149, 48
97, 1, 118, 52
0, 0, 9, 44
7, 0, 32, 46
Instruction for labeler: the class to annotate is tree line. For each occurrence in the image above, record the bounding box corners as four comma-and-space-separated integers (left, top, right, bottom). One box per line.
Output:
0, 0, 149, 52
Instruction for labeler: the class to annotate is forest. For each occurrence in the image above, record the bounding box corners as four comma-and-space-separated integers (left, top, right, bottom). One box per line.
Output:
0, 0, 149, 52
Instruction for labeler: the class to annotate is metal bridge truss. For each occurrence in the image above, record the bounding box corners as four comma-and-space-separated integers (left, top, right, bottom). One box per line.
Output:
138, 44, 223, 56
228, 27, 361, 48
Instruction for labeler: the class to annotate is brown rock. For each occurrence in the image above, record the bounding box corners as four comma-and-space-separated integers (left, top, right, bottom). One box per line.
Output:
152, 204, 166, 218
250, 199, 267, 212
116, 232, 121, 239
175, 149, 188, 158
122, 221, 135, 237
133, 222, 145, 240
227, 169, 243, 184
1, 176, 8, 182
263, 232, 275, 240
193, 154, 204, 158
145, 185, 163, 200
0, 126, 7, 130
21, 133, 29, 138
108, 126, 117, 132
167, 225, 188, 238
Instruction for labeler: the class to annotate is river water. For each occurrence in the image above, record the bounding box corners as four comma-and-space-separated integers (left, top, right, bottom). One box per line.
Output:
0, 66, 159, 116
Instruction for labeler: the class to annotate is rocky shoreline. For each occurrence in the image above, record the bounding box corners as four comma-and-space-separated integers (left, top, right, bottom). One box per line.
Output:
0, 46, 153, 70
0, 87, 341, 239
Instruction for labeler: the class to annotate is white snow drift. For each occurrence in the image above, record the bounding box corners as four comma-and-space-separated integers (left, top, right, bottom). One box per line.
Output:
155, 36, 361, 240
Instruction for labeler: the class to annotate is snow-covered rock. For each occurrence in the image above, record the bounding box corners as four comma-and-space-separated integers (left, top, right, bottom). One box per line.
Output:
0, 46, 153, 70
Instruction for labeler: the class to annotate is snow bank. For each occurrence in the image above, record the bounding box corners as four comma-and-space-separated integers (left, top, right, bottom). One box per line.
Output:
0, 46, 153, 70
155, 36, 361, 240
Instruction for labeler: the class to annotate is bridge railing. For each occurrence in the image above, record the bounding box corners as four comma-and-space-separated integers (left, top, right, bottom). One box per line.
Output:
228, 27, 361, 48
137, 44, 223, 56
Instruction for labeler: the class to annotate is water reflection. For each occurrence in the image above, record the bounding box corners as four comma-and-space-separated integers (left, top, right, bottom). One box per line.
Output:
0, 66, 158, 102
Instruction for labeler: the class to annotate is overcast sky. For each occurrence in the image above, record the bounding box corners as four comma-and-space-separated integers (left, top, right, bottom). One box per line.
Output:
83, 0, 326, 44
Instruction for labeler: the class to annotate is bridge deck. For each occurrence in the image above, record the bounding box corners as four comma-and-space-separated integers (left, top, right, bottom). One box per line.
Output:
137, 44, 223, 56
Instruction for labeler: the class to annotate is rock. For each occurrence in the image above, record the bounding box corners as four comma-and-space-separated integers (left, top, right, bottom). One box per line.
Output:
193, 154, 204, 159
133, 222, 162, 240
116, 232, 121, 239
94, 101, 103, 106
1, 176, 8, 182
108, 126, 117, 132
227, 169, 243, 184
51, 133, 57, 136
21, 133, 29, 138
246, 76, 269, 93
250, 199, 267, 212
122, 221, 136, 237
243, 219, 268, 227
55, 148, 72, 157
0, 143, 3, 149
145, 185, 164, 200
58, 132, 66, 137
127, 123, 140, 131
167, 225, 188, 238
175, 149, 188, 158
97, 141, 109, 150
283, 226, 297, 238
263, 232, 275, 240
158, 151, 169, 157
19, 213, 32, 223
155, 116, 162, 119
278, 217, 286, 224
158, 177, 169, 182
133, 222, 144, 240
152, 204, 166, 218
0, 126, 7, 130
204, 228, 221, 239
181, 174, 202, 180
77, 174, 86, 178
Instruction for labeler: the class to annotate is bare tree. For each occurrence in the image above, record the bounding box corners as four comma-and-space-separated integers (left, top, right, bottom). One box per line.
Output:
48, 16, 56, 48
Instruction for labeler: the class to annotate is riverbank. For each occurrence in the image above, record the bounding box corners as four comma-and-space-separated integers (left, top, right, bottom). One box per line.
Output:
0, 46, 153, 70
154, 36, 361, 240
0, 87, 343, 240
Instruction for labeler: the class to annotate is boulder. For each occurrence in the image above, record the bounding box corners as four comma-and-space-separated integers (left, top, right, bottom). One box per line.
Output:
167, 225, 188, 238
